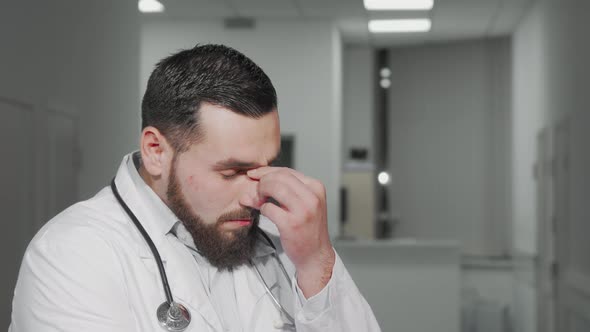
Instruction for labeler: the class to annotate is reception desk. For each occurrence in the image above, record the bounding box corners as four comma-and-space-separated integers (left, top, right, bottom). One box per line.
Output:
335, 240, 461, 332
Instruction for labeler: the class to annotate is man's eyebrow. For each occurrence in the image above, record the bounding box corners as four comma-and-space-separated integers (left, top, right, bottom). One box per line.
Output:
213, 150, 281, 170
213, 159, 260, 169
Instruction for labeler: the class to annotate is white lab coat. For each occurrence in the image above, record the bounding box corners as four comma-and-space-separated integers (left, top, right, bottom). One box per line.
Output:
10, 154, 381, 332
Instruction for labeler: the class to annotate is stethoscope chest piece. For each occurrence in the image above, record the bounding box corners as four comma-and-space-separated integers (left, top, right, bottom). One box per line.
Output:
157, 301, 191, 331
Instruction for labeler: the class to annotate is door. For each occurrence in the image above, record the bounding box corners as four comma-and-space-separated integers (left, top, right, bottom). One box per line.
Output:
536, 127, 557, 332
554, 113, 590, 332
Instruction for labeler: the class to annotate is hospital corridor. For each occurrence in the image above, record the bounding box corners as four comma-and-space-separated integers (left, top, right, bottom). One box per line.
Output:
1, 0, 589, 331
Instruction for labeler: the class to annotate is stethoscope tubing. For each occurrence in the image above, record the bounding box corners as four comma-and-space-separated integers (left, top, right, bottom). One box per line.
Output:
253, 232, 296, 326
110, 179, 175, 305
111, 177, 295, 329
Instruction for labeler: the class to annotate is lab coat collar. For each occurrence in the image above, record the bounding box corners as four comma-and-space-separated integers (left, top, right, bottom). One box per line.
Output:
113, 152, 178, 255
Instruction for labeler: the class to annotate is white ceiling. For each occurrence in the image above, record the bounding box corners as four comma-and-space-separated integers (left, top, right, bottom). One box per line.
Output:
152, 0, 536, 46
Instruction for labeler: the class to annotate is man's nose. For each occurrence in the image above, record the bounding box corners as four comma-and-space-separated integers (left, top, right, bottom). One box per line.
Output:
238, 176, 262, 209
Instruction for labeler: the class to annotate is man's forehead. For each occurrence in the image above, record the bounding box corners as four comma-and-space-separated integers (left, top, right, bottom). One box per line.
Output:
190, 106, 281, 167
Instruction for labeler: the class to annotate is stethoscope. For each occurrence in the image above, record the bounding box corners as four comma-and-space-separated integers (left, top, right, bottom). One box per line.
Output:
110, 179, 295, 331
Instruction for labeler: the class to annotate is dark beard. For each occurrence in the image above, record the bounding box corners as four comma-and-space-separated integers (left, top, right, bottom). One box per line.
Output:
166, 156, 260, 271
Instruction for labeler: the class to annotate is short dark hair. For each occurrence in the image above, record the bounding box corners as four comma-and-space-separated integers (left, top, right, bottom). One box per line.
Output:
141, 44, 278, 152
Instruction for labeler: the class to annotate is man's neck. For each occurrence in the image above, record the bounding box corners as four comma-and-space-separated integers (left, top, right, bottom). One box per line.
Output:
138, 164, 168, 205
138, 164, 153, 187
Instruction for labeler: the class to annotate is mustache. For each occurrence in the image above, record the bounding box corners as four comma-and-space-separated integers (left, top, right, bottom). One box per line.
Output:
217, 208, 260, 223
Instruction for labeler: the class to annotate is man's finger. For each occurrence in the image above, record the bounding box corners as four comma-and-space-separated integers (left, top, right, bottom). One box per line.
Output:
259, 201, 289, 231
256, 173, 308, 212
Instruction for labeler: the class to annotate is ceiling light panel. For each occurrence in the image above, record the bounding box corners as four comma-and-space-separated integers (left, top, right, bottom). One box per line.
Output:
368, 19, 432, 33
138, 0, 165, 13
364, 0, 434, 11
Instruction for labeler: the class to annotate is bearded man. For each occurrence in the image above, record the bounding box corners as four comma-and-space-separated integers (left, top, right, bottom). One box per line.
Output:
10, 44, 381, 332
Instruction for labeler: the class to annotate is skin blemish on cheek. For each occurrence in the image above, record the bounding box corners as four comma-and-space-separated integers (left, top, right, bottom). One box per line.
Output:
186, 175, 196, 187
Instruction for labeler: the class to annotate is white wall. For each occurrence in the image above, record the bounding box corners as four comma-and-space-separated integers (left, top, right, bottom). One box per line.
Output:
511, 1, 549, 256
0, 1, 140, 329
74, 5, 142, 199
386, 39, 511, 256
462, 261, 514, 332
141, 20, 343, 236
511, 4, 548, 332
342, 46, 375, 164
336, 241, 461, 332
0, 1, 140, 200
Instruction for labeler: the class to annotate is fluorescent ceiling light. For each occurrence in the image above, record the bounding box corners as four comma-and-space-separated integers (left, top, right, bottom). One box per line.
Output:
364, 0, 434, 11
138, 0, 165, 13
369, 19, 432, 33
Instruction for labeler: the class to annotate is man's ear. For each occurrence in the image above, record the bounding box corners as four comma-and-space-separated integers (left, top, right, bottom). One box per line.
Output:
140, 126, 174, 177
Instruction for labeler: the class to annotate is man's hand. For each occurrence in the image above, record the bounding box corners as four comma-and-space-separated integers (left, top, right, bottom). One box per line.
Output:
242, 167, 336, 298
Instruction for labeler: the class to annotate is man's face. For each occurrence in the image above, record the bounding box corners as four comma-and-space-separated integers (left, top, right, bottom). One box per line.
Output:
165, 103, 280, 270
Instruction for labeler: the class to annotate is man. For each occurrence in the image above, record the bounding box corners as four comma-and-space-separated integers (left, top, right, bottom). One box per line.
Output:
10, 44, 380, 331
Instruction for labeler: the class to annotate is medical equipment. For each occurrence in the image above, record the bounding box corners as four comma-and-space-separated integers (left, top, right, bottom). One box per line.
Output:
110, 179, 295, 331
111, 180, 191, 331
252, 231, 296, 329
